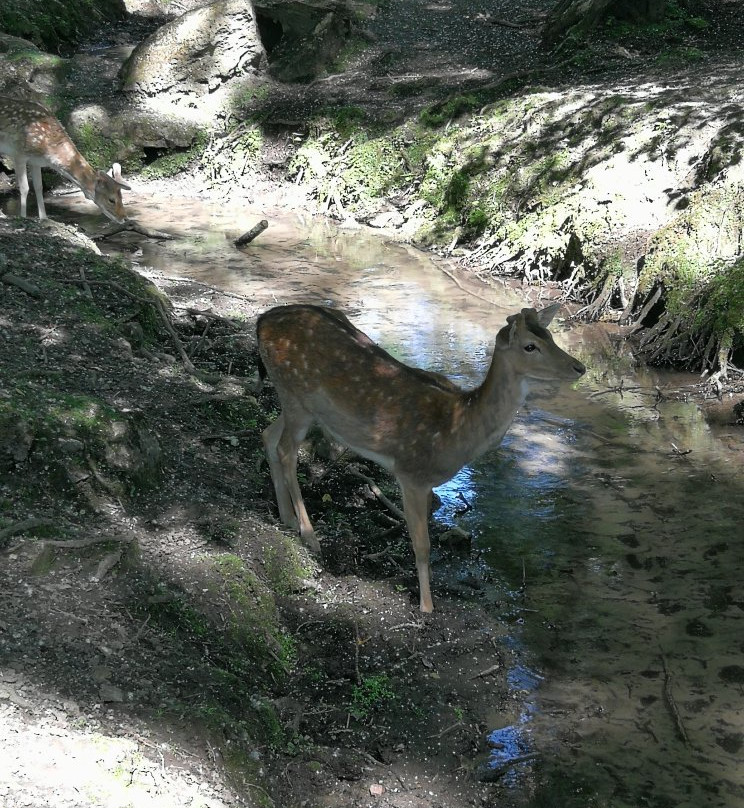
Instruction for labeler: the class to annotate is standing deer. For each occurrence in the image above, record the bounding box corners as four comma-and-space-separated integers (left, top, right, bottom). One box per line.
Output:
0, 95, 130, 222
257, 303, 586, 612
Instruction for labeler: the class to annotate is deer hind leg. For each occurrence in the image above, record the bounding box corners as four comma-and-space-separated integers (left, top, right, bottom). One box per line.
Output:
400, 480, 434, 613
262, 408, 321, 555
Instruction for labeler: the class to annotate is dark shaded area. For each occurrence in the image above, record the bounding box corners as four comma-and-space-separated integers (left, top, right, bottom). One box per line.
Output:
0, 0, 126, 53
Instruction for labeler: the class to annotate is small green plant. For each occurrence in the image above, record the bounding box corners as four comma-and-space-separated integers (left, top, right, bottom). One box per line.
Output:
655, 45, 707, 67
695, 258, 744, 337
444, 169, 470, 211
141, 132, 208, 180
332, 106, 367, 137
262, 539, 315, 595
465, 207, 489, 238
349, 674, 395, 720
234, 84, 270, 110
420, 95, 479, 127
603, 1, 710, 53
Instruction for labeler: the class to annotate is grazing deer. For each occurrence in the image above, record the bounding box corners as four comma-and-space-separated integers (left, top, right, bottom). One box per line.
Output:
0, 95, 130, 222
257, 303, 586, 612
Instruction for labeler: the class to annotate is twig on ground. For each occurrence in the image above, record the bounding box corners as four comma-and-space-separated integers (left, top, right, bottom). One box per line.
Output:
660, 650, 692, 748
1, 272, 41, 298
455, 491, 472, 514
470, 663, 501, 680
362, 546, 405, 571
0, 518, 55, 547
188, 317, 212, 359
353, 619, 363, 685
42, 535, 135, 549
429, 720, 465, 739
312, 448, 350, 484
94, 220, 176, 241
92, 548, 124, 581
62, 277, 154, 305
78, 266, 93, 299
184, 307, 247, 329
346, 466, 406, 521
437, 264, 499, 306
154, 296, 198, 374
481, 753, 540, 780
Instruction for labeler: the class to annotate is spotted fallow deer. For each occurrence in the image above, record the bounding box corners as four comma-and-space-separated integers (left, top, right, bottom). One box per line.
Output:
257, 303, 586, 612
0, 95, 130, 222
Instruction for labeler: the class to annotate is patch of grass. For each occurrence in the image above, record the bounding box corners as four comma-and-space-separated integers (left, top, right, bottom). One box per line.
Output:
349, 674, 396, 720
138, 575, 289, 748
464, 207, 489, 239
341, 137, 401, 200
47, 393, 116, 431
328, 36, 370, 74
603, 0, 710, 50
420, 94, 480, 128
655, 45, 707, 67
262, 537, 315, 596
199, 394, 263, 431
331, 106, 368, 138
147, 596, 211, 642
233, 83, 270, 110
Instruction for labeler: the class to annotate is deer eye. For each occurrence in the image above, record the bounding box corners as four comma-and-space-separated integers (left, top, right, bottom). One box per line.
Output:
524, 343, 538, 353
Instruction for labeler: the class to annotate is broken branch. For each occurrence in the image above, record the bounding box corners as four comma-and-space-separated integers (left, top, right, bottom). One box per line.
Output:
235, 219, 269, 246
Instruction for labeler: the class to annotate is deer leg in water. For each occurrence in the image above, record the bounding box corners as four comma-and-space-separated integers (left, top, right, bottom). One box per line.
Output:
262, 408, 321, 554
400, 480, 434, 613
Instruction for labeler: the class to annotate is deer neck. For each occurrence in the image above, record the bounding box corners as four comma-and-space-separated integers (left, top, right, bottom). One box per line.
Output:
49, 147, 98, 200
461, 350, 526, 450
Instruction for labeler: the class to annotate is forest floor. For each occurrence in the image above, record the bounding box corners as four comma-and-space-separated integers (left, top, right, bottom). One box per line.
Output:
2, 1, 744, 808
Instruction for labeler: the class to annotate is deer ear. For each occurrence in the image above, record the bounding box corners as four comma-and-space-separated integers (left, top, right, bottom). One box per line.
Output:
536, 303, 562, 327
107, 162, 131, 190
506, 312, 525, 345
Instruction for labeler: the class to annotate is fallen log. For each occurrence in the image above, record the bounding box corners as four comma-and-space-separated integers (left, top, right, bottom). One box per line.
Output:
235, 219, 269, 247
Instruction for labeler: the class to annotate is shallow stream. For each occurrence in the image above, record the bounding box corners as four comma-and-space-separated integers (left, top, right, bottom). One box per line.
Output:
48, 191, 744, 808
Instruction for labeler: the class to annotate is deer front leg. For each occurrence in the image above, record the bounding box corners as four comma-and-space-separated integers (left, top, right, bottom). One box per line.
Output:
29, 163, 46, 219
262, 411, 321, 555
15, 157, 29, 218
400, 480, 434, 613
263, 415, 297, 528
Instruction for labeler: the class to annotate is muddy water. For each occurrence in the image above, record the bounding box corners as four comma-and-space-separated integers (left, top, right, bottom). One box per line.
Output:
51, 193, 744, 808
